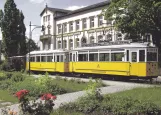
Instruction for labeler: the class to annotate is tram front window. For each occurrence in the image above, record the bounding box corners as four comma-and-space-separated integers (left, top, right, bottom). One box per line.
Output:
147, 52, 157, 62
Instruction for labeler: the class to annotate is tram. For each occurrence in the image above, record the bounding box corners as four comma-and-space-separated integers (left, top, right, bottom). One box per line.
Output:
26, 40, 159, 79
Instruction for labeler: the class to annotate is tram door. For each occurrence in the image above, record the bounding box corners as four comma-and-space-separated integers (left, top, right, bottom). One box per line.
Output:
64, 53, 69, 73
130, 51, 138, 76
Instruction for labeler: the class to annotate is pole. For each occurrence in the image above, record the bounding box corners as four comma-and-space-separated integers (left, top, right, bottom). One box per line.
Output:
29, 21, 31, 75
61, 24, 63, 50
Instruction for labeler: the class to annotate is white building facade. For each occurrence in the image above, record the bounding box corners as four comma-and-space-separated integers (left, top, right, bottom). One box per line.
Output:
40, 1, 127, 51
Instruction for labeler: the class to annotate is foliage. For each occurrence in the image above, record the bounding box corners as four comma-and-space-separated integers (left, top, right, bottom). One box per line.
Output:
103, 0, 161, 46
0, 60, 12, 71
0, 0, 26, 58
26, 38, 39, 53
1, 90, 57, 115
11, 72, 25, 82
59, 86, 161, 115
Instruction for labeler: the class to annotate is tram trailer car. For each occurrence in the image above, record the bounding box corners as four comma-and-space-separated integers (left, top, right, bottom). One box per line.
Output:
26, 43, 159, 80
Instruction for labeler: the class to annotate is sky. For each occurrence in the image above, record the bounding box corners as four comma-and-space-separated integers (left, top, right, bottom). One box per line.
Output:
0, 0, 106, 44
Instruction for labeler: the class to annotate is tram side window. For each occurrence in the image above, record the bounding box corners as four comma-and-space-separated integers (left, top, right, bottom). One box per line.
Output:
41, 56, 46, 62
99, 53, 109, 61
126, 50, 129, 61
30, 57, 35, 62
139, 50, 145, 62
147, 52, 157, 61
36, 56, 40, 62
89, 53, 98, 61
111, 53, 124, 61
56, 56, 60, 62
78, 54, 88, 61
47, 56, 53, 62
132, 52, 137, 62
69, 53, 72, 61
61, 55, 64, 62
73, 54, 75, 62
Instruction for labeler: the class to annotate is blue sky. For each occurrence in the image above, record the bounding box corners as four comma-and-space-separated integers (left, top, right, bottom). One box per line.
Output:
0, 0, 106, 43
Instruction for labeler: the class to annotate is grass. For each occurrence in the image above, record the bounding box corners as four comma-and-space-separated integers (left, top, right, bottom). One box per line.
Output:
0, 90, 18, 103
110, 87, 161, 106
51, 109, 84, 115
51, 78, 91, 92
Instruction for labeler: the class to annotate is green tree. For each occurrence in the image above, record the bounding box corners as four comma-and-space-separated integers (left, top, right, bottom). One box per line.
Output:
26, 37, 39, 53
18, 11, 26, 55
0, 0, 27, 58
103, 0, 161, 48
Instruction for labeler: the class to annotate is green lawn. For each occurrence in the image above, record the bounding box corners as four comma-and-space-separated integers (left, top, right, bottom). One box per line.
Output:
110, 87, 161, 106
0, 90, 18, 103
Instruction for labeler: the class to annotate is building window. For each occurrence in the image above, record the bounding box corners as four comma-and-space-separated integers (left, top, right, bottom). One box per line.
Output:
98, 35, 103, 42
98, 15, 103, 27
82, 18, 87, 29
64, 23, 67, 33
48, 15, 50, 21
90, 17, 94, 28
48, 28, 50, 35
76, 20, 80, 31
90, 36, 95, 43
69, 22, 73, 32
58, 24, 61, 34
63, 40, 67, 49
58, 41, 61, 49
69, 39, 73, 49
43, 17, 45, 23
45, 16, 47, 22
76, 38, 79, 48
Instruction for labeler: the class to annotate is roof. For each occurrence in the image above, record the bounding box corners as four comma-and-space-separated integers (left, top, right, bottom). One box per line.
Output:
40, 7, 71, 16
73, 43, 155, 51
29, 49, 68, 55
54, 0, 110, 19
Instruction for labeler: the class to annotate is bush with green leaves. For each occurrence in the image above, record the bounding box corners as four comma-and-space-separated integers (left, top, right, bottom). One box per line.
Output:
0, 79, 13, 90
11, 72, 25, 82
58, 82, 161, 115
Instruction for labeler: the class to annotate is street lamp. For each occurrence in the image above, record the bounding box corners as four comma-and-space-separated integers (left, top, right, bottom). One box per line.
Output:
28, 21, 44, 75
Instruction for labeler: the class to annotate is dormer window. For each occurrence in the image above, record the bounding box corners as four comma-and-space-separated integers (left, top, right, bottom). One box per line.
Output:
48, 15, 50, 21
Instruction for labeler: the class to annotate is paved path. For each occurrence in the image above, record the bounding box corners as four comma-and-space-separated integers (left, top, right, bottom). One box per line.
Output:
0, 84, 150, 114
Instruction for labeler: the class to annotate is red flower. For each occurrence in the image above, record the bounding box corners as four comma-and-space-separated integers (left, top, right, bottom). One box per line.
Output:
41, 93, 57, 100
15, 89, 29, 100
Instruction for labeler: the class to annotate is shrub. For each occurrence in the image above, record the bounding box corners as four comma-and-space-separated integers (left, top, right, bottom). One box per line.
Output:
0, 60, 12, 71
11, 72, 25, 82
2, 90, 57, 115
0, 72, 7, 81
0, 79, 13, 90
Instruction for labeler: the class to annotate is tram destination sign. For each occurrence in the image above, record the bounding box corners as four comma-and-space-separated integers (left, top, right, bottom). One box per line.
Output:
82, 40, 131, 47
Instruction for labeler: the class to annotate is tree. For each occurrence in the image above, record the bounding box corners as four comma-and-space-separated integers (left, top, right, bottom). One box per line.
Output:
103, 0, 161, 48
18, 11, 26, 55
0, 0, 27, 58
26, 37, 39, 53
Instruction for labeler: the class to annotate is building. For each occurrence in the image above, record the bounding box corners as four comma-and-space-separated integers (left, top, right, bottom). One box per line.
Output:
39, 1, 133, 51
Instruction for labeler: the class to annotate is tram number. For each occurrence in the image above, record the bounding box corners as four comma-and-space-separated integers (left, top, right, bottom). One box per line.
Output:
97, 64, 100, 68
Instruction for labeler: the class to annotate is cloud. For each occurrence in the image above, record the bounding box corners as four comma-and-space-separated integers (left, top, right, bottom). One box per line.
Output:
66, 5, 86, 11
29, 0, 45, 4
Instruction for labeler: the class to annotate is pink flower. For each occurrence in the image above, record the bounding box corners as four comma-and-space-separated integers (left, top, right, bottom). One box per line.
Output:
41, 93, 57, 100
15, 89, 29, 100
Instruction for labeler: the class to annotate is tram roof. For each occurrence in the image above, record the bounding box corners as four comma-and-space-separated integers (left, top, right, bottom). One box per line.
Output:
28, 49, 68, 55
73, 43, 156, 51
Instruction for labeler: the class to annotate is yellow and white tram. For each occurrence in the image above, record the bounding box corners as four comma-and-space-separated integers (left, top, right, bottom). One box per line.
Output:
26, 41, 159, 79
